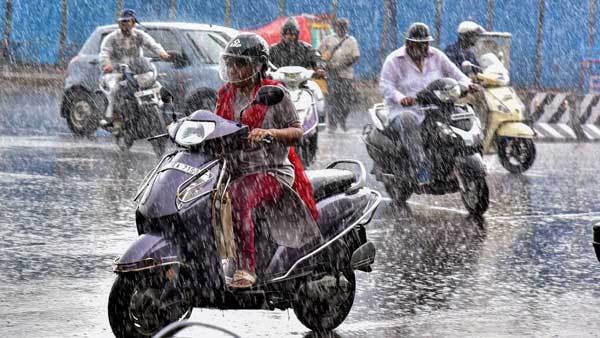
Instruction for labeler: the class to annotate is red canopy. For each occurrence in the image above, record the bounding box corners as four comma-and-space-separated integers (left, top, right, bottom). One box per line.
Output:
247, 15, 319, 46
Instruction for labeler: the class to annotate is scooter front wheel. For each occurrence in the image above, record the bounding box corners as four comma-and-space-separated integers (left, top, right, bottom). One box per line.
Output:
497, 137, 536, 174
108, 273, 192, 338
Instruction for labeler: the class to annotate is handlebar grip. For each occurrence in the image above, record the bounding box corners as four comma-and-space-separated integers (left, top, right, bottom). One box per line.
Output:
262, 135, 273, 144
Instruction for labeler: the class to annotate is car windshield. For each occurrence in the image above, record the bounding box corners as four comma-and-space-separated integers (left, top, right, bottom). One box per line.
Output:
184, 30, 226, 64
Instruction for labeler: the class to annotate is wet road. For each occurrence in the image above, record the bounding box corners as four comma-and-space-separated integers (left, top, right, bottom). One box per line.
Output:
1, 111, 600, 338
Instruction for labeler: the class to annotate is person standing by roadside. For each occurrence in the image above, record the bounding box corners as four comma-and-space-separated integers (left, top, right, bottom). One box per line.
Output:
319, 18, 360, 132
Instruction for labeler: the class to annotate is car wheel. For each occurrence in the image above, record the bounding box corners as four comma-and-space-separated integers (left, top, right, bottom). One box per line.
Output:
65, 89, 100, 136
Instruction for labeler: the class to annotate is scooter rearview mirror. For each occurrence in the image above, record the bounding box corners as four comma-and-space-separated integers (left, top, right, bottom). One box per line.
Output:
254, 85, 284, 106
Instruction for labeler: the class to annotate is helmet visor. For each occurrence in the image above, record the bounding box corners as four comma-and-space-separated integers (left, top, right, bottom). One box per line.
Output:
219, 53, 259, 83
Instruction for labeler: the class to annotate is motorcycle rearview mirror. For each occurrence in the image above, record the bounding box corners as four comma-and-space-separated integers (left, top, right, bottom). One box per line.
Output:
254, 85, 285, 106
168, 51, 189, 68
461, 60, 482, 73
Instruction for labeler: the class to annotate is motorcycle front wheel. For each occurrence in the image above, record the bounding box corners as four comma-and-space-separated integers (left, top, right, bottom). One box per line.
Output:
108, 273, 192, 338
460, 176, 489, 217
497, 137, 536, 174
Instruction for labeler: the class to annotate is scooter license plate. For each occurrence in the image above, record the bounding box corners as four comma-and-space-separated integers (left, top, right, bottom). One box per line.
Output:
169, 162, 202, 176
134, 88, 159, 98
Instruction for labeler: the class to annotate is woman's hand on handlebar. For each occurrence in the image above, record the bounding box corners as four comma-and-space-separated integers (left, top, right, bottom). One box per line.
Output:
248, 128, 275, 143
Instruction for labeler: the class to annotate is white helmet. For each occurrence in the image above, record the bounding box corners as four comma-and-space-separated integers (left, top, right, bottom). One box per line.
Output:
457, 21, 486, 35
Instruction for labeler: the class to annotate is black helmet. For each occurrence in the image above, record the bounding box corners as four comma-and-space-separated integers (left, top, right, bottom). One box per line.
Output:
220, 33, 269, 83
281, 17, 300, 36
118, 8, 139, 23
405, 22, 434, 42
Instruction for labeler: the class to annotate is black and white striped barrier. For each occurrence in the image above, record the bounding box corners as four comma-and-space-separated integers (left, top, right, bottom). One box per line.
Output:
577, 94, 600, 140
528, 92, 578, 140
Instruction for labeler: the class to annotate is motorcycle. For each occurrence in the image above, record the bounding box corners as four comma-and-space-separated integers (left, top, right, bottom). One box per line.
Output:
363, 78, 489, 217
108, 85, 381, 338
462, 53, 536, 173
99, 60, 171, 157
270, 66, 323, 166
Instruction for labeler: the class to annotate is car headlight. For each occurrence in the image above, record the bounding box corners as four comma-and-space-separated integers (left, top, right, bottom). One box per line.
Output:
175, 121, 216, 146
176, 170, 215, 208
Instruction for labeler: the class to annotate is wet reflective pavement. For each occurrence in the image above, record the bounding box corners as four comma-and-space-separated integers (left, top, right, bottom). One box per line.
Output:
1, 120, 600, 337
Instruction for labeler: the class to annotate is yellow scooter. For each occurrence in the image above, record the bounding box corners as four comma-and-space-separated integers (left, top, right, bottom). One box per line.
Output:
463, 53, 536, 174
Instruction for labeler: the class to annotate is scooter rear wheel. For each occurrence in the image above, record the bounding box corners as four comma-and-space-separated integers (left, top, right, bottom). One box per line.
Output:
497, 137, 536, 174
293, 268, 356, 332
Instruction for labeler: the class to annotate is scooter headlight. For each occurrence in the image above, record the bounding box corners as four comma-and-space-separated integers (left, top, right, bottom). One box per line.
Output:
175, 121, 216, 147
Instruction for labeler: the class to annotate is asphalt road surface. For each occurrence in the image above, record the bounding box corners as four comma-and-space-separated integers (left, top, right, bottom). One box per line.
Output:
1, 109, 599, 338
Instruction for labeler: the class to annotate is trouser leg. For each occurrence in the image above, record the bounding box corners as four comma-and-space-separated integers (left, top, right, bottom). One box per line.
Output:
327, 78, 353, 131
388, 112, 427, 173
326, 84, 339, 129
337, 79, 353, 130
229, 173, 283, 272
102, 73, 121, 119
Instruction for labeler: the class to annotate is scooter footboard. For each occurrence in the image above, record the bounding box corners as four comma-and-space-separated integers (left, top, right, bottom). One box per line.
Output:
113, 233, 180, 273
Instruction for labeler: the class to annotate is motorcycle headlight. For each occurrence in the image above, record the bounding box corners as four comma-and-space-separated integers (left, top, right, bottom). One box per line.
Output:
175, 121, 216, 147
176, 170, 215, 208
434, 85, 462, 102
134, 71, 156, 88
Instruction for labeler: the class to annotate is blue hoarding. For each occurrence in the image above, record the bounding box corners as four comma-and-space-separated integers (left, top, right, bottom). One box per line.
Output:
176, 0, 225, 25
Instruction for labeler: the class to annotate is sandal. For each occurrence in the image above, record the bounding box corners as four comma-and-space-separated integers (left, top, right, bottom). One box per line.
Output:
228, 269, 257, 289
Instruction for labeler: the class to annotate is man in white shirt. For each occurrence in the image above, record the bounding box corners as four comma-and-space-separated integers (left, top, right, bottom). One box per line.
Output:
99, 9, 170, 127
379, 22, 475, 184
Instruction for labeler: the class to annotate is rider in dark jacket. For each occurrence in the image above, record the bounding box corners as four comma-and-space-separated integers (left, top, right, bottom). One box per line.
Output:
269, 17, 326, 77
444, 20, 486, 70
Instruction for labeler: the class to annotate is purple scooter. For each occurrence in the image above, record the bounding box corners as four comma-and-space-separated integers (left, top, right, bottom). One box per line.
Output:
107, 86, 381, 338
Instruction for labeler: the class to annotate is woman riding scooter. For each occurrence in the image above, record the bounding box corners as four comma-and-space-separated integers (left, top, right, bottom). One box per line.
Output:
215, 33, 319, 289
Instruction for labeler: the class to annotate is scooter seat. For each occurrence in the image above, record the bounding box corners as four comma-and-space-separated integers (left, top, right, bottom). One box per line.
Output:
305, 169, 356, 201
